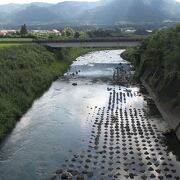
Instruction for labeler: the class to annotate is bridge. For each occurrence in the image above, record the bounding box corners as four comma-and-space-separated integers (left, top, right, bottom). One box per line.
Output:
35, 38, 143, 48
0, 37, 143, 48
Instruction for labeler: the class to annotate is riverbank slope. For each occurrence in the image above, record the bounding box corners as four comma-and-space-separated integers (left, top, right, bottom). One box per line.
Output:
121, 24, 180, 140
0, 45, 94, 140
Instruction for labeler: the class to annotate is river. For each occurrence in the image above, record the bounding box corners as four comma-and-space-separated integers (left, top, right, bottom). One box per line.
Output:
0, 50, 180, 180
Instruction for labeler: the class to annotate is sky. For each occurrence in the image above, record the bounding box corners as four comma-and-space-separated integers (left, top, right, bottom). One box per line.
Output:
0, 0, 99, 4
0, 0, 179, 4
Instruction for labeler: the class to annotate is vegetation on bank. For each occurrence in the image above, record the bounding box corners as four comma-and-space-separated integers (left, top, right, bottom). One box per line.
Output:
0, 45, 94, 139
121, 48, 137, 63
0, 38, 33, 42
121, 24, 180, 106
0, 44, 22, 48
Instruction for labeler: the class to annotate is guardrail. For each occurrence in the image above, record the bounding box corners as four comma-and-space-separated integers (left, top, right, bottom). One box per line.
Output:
0, 37, 144, 47
35, 37, 144, 44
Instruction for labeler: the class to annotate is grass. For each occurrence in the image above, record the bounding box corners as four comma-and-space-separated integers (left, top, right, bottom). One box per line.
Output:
0, 38, 33, 42
120, 47, 137, 63
0, 45, 98, 140
0, 44, 22, 48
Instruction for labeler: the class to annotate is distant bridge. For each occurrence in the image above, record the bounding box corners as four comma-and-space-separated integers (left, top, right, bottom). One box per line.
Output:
35, 38, 143, 48
0, 37, 143, 48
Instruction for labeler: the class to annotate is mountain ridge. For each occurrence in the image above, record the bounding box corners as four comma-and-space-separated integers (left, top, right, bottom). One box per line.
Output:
0, 0, 180, 26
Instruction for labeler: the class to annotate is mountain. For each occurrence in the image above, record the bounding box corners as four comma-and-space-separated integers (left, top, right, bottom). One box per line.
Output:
163, 0, 180, 19
49, 1, 101, 20
80, 0, 180, 24
0, 1, 101, 25
0, 2, 50, 14
12, 5, 59, 24
0, 0, 180, 26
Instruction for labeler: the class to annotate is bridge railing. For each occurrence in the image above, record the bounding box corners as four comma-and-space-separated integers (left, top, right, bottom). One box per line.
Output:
34, 37, 144, 44
0, 37, 144, 44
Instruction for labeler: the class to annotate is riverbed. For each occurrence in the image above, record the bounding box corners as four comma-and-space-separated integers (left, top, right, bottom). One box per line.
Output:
0, 50, 180, 180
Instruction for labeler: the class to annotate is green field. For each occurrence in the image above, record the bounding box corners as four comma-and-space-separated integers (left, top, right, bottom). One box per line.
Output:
0, 38, 33, 42
0, 44, 22, 48
0, 38, 33, 47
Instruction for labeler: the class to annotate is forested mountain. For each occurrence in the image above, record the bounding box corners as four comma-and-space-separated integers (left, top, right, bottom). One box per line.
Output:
0, 0, 180, 26
12, 5, 58, 24
0, 2, 50, 13
80, 0, 180, 24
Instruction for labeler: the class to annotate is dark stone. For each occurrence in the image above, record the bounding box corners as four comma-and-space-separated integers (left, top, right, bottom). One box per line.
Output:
56, 169, 63, 174
72, 83, 77, 86
77, 175, 84, 180
61, 171, 73, 179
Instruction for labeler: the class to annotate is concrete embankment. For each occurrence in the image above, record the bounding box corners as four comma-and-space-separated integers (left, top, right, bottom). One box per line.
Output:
140, 77, 180, 140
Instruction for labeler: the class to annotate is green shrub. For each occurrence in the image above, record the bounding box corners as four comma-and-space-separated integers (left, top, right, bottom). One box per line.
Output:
0, 45, 94, 139
122, 24, 180, 105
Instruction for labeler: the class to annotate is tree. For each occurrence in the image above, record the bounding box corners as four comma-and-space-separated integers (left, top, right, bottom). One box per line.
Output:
74, 32, 80, 39
66, 30, 71, 37
63, 27, 74, 37
87, 29, 111, 38
20, 24, 28, 35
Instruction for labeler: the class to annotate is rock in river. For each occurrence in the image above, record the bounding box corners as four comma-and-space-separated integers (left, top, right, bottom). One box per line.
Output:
61, 171, 73, 179
72, 83, 77, 86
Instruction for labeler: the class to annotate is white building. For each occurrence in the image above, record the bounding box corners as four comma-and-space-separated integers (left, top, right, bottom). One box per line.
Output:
0, 30, 17, 36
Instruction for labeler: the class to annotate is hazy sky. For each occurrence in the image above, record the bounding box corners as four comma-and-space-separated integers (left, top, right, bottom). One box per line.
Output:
0, 0, 99, 4
0, 0, 179, 4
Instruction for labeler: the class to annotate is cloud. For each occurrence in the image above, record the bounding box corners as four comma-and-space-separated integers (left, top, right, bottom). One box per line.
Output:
0, 0, 99, 4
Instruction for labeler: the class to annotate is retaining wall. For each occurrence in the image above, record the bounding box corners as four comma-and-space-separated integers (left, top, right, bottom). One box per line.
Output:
140, 77, 180, 141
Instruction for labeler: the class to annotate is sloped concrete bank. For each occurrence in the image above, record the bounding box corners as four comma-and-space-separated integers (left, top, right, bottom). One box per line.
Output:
140, 77, 180, 141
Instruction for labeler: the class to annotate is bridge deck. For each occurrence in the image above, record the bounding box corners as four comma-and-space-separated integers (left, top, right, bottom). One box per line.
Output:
40, 41, 141, 48
0, 38, 143, 48
36, 38, 142, 48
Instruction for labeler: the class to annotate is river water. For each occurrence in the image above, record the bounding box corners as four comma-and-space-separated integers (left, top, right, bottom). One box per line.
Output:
0, 50, 180, 180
